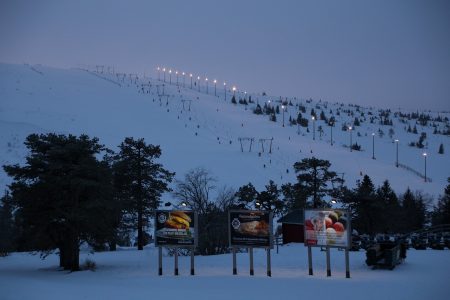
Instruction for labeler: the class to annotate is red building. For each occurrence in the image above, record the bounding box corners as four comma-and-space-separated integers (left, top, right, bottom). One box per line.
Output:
277, 209, 304, 244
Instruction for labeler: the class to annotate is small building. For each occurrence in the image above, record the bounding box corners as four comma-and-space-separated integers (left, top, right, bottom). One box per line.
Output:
277, 209, 304, 244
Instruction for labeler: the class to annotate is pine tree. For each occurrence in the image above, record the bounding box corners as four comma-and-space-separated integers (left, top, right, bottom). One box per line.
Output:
0, 191, 15, 256
113, 137, 174, 250
255, 180, 284, 215
376, 180, 400, 233
292, 157, 343, 208
438, 143, 444, 154
3, 133, 116, 271
235, 183, 258, 208
231, 95, 237, 104
431, 178, 450, 226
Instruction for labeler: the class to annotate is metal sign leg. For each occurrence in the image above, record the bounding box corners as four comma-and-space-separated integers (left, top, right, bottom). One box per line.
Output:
174, 248, 179, 276
345, 249, 350, 278
158, 247, 163, 276
232, 247, 237, 275
308, 246, 313, 275
326, 247, 331, 277
249, 247, 254, 276
190, 248, 195, 275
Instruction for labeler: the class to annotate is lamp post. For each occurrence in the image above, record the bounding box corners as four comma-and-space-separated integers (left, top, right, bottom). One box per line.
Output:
205, 78, 209, 94
372, 133, 375, 159
182, 72, 185, 88
224, 82, 227, 101
423, 152, 427, 182
232, 86, 236, 97
197, 76, 201, 91
157, 67, 160, 81
163, 68, 166, 82
190, 73, 193, 89
214, 79, 217, 96
281, 105, 286, 127
349, 126, 353, 152
312, 116, 316, 140
395, 139, 399, 167
169, 69, 172, 84
175, 71, 179, 86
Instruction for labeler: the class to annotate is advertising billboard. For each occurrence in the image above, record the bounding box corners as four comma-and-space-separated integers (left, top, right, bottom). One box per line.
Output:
155, 210, 197, 247
229, 210, 273, 248
304, 209, 351, 248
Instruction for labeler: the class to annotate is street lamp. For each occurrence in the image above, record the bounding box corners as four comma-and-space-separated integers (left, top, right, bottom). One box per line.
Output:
395, 139, 399, 167
372, 133, 375, 159
182, 72, 186, 87
169, 69, 172, 84
281, 105, 286, 127
197, 76, 201, 91
175, 71, 179, 86
163, 68, 166, 82
205, 78, 209, 94
348, 126, 353, 152
214, 79, 217, 96
157, 67, 161, 81
190, 73, 193, 89
312, 116, 316, 140
423, 153, 427, 182
232, 86, 236, 96
224, 82, 227, 101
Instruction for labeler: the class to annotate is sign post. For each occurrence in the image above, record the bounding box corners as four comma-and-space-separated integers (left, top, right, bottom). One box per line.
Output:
249, 247, 254, 276
326, 247, 331, 277
228, 210, 273, 276
345, 248, 350, 278
232, 247, 237, 275
158, 247, 163, 276
304, 209, 351, 278
155, 210, 198, 276
308, 246, 313, 275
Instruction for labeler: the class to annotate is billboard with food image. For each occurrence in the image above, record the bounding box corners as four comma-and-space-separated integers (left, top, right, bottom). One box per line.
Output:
304, 209, 351, 248
155, 210, 197, 247
229, 210, 273, 248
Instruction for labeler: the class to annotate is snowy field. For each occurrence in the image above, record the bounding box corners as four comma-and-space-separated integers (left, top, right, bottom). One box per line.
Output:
0, 244, 449, 300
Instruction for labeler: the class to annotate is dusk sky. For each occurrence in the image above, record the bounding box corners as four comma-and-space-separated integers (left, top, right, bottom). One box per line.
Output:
1, 0, 449, 111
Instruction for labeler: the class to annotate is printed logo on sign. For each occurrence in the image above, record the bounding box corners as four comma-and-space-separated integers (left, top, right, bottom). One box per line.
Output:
231, 218, 240, 230
158, 213, 167, 224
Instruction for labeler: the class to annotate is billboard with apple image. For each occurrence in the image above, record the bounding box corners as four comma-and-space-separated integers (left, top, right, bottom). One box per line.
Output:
304, 209, 351, 248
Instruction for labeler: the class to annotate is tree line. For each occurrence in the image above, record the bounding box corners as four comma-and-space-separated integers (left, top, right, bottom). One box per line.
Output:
0, 133, 449, 271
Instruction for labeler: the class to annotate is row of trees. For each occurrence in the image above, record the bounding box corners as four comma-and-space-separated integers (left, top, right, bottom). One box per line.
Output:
0, 134, 173, 270
1, 133, 449, 268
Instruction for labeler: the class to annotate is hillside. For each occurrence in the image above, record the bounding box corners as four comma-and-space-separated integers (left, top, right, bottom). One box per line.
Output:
0, 63, 449, 200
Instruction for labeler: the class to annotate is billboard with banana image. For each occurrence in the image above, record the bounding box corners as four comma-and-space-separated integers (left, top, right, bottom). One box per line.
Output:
155, 210, 198, 247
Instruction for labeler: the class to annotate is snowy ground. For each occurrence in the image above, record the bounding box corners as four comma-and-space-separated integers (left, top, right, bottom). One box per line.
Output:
0, 244, 448, 300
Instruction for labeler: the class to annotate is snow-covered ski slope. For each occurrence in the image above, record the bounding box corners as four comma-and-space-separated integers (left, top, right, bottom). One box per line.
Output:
0, 63, 449, 199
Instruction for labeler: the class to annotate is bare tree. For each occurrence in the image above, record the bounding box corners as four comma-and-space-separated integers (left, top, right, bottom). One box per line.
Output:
173, 167, 216, 214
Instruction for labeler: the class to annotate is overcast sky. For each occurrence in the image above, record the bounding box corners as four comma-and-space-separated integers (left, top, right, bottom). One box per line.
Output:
1, 0, 449, 111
